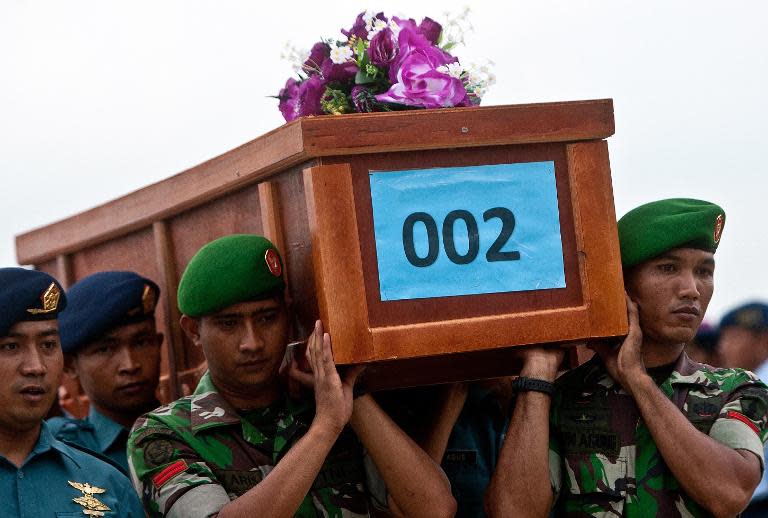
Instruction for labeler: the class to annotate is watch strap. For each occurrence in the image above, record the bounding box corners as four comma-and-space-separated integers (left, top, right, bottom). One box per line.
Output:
512, 376, 555, 395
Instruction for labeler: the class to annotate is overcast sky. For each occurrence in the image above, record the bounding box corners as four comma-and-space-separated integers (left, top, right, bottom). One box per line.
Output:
1, 0, 766, 322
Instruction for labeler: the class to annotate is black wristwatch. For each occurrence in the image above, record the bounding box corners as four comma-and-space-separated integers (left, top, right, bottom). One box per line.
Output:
512, 376, 555, 395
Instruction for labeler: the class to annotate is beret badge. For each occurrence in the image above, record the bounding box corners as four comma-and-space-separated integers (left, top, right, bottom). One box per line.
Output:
713, 214, 724, 244
141, 284, 157, 315
26, 282, 61, 315
265, 249, 282, 277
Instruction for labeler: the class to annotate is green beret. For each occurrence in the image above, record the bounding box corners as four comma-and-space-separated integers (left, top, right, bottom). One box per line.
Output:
618, 198, 725, 268
178, 235, 285, 317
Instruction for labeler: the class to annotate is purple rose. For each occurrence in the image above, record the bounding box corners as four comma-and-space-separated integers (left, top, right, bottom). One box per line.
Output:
303, 42, 330, 74
386, 24, 437, 82
376, 45, 467, 109
278, 77, 300, 122
367, 28, 398, 67
418, 17, 442, 45
320, 58, 357, 82
295, 75, 327, 117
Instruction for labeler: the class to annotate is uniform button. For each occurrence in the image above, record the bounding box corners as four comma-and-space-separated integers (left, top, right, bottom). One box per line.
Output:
18, 471, 24, 479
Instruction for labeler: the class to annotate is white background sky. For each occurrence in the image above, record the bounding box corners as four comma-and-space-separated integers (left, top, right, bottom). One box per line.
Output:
1, 1, 766, 323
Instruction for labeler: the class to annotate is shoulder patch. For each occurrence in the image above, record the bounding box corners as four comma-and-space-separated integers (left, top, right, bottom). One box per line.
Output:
152, 460, 188, 489
144, 439, 175, 467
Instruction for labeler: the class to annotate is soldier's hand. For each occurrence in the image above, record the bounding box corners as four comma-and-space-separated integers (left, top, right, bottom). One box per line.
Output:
305, 320, 364, 434
280, 340, 313, 398
515, 345, 564, 382
590, 294, 646, 392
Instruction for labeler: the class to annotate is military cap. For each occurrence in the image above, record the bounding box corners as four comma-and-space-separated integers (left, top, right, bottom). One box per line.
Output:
720, 302, 768, 332
59, 271, 160, 354
0, 267, 66, 337
178, 234, 285, 317
618, 198, 725, 268
694, 321, 720, 353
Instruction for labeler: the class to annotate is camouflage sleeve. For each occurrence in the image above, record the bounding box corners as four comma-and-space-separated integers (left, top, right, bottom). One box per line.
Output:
128, 415, 230, 517
549, 393, 563, 503
362, 449, 389, 511
709, 383, 768, 469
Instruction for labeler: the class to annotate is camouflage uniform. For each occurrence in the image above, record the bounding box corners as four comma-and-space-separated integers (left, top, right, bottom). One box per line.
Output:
128, 372, 387, 518
549, 352, 768, 517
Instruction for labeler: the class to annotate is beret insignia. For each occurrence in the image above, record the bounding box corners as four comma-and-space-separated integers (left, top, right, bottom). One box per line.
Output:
265, 249, 282, 277
141, 284, 157, 315
26, 282, 61, 315
714, 214, 724, 244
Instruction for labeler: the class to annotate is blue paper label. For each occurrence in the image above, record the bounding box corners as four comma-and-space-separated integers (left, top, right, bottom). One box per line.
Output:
369, 162, 566, 301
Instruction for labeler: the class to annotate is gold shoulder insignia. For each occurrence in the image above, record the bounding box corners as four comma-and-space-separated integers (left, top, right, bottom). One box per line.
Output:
26, 282, 60, 315
68, 480, 111, 516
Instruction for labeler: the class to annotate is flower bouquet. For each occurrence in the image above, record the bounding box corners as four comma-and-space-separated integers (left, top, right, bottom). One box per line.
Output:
277, 9, 494, 121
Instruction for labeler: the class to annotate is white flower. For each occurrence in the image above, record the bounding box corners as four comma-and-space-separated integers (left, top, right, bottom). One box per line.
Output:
363, 10, 376, 27
388, 19, 402, 38
367, 18, 389, 40
281, 41, 310, 73
330, 45, 354, 64
438, 62, 465, 79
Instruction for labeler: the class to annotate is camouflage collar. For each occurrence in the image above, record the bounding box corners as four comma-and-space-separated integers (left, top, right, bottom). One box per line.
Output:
189, 372, 251, 433
667, 352, 719, 390
188, 371, 313, 458
583, 351, 716, 391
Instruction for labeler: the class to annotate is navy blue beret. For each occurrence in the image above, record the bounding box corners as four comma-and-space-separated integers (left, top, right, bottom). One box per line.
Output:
720, 302, 768, 332
59, 271, 160, 354
0, 267, 67, 337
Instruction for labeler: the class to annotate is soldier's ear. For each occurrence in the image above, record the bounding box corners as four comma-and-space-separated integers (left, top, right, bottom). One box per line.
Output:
63, 354, 78, 379
180, 315, 202, 347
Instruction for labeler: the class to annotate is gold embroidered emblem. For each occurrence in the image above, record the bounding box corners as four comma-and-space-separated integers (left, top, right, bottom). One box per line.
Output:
141, 284, 156, 314
68, 480, 111, 516
713, 214, 724, 243
26, 282, 60, 315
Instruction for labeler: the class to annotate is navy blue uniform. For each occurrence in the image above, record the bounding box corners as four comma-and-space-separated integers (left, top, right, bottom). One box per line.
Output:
0, 422, 144, 517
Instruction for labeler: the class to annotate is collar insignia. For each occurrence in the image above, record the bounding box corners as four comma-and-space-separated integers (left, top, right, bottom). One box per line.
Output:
26, 282, 60, 315
68, 480, 111, 516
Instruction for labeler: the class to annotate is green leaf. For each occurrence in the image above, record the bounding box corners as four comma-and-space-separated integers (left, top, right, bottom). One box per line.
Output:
355, 70, 377, 85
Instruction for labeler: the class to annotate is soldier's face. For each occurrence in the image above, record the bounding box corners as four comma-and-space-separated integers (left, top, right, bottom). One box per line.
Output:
187, 298, 290, 399
719, 327, 768, 371
625, 247, 715, 347
0, 320, 63, 433
68, 319, 162, 421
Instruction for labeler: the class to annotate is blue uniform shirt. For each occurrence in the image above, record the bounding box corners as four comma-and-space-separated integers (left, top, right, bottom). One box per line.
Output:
441, 384, 510, 518
0, 421, 144, 517
48, 407, 132, 473
750, 360, 768, 503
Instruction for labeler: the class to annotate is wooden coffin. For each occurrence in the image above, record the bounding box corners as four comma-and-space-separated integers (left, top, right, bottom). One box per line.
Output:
16, 99, 627, 401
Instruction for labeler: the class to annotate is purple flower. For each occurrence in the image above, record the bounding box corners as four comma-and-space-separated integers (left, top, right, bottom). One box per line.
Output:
303, 42, 330, 75
418, 17, 442, 45
376, 36, 467, 108
278, 77, 300, 122
367, 28, 398, 67
320, 58, 357, 82
295, 75, 327, 117
351, 85, 377, 112
386, 24, 436, 82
